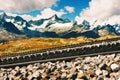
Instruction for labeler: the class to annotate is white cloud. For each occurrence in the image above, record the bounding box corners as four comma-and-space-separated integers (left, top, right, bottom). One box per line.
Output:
6, 13, 17, 17
75, 0, 120, 28
20, 8, 66, 21
65, 6, 75, 13
0, 0, 57, 12
37, 8, 66, 19
107, 15, 120, 25
20, 14, 35, 21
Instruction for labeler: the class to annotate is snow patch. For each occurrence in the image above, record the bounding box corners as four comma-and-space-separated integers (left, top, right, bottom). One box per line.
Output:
48, 22, 73, 33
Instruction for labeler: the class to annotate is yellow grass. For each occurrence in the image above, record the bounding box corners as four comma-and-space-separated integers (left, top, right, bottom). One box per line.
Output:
0, 35, 119, 56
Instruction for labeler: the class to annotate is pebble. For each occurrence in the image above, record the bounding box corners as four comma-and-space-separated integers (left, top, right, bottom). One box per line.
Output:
102, 70, 108, 76
32, 71, 40, 78
10, 70, 17, 76
27, 75, 33, 80
0, 72, 4, 77
27, 64, 33, 71
110, 63, 120, 72
114, 56, 120, 62
61, 72, 67, 79
118, 77, 120, 80
67, 73, 73, 78
99, 63, 107, 70
95, 69, 102, 76
77, 70, 85, 79
20, 67, 26, 73
0, 54, 119, 80
15, 66, 20, 71
97, 76, 104, 80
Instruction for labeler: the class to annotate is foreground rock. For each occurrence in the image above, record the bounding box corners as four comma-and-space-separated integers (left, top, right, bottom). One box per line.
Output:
0, 54, 120, 80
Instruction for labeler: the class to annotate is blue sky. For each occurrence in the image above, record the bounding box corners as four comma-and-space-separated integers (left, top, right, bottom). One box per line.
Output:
28, 0, 90, 20
55, 0, 90, 20
0, 0, 120, 25
2, 0, 90, 20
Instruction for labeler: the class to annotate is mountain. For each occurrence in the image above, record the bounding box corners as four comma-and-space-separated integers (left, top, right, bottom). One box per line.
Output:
0, 12, 120, 39
0, 28, 26, 40
29, 14, 70, 26
0, 13, 27, 40
93, 24, 120, 36
28, 14, 72, 34
0, 12, 31, 31
61, 30, 99, 38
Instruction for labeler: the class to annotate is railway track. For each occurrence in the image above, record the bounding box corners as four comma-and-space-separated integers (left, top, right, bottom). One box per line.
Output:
1, 37, 120, 58
0, 37, 120, 68
0, 50, 120, 68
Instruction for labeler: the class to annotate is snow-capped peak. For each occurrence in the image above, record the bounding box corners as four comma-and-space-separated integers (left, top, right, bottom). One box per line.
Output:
49, 14, 58, 21
0, 12, 7, 19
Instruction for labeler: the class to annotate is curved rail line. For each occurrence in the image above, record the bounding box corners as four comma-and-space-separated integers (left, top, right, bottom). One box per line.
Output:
0, 37, 120, 68
1, 37, 120, 58
0, 50, 120, 68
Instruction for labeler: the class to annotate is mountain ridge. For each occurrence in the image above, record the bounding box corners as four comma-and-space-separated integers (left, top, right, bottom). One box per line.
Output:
0, 12, 120, 39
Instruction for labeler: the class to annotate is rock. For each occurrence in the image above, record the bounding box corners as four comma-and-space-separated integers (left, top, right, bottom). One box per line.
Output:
67, 73, 73, 79
75, 78, 84, 80
20, 67, 26, 73
27, 64, 33, 71
99, 63, 107, 70
84, 57, 91, 63
32, 71, 40, 78
51, 71, 60, 79
102, 70, 108, 76
70, 67, 76, 74
0, 54, 119, 80
39, 69, 45, 74
27, 75, 33, 80
97, 75, 104, 80
10, 70, 17, 76
41, 72, 47, 78
110, 63, 120, 72
83, 64, 90, 70
107, 54, 115, 59
114, 56, 120, 62
89, 77, 97, 80
8, 74, 14, 79
110, 72, 120, 79
14, 75, 21, 80
95, 69, 102, 76
33, 66, 39, 70
15, 66, 20, 71
0, 72, 4, 77
61, 72, 67, 79
107, 60, 114, 66
77, 73, 88, 80
118, 77, 120, 80
106, 66, 111, 73
77, 70, 86, 79
0, 77, 4, 80
7, 68, 12, 72
0, 68, 6, 71
85, 70, 95, 78
103, 78, 111, 80
28, 71, 32, 75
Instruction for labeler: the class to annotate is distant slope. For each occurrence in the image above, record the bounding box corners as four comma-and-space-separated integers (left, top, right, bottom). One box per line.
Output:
0, 28, 26, 40
62, 30, 99, 38
0, 35, 119, 56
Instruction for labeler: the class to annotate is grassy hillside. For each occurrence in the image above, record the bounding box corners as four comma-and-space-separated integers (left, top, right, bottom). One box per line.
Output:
0, 35, 119, 56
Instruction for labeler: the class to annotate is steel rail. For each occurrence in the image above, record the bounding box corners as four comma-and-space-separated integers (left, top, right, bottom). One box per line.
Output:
0, 50, 120, 68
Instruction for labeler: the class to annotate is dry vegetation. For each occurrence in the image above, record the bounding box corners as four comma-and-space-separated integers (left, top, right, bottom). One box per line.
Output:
0, 35, 119, 56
